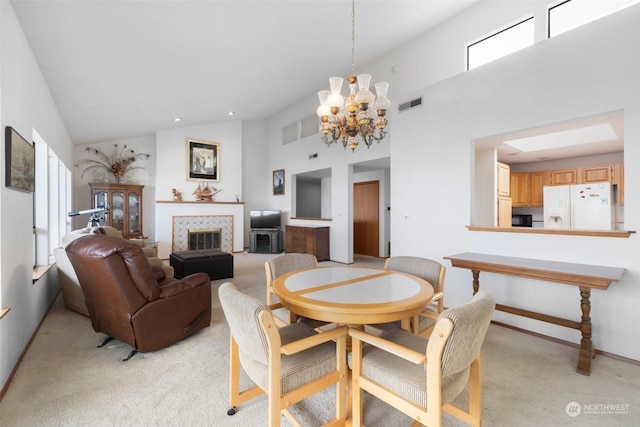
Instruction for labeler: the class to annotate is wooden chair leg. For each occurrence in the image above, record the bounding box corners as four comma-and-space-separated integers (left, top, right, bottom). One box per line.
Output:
468, 355, 482, 427
351, 336, 364, 426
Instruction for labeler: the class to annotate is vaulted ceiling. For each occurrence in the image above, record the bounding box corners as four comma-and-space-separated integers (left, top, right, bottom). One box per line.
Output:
11, 0, 480, 144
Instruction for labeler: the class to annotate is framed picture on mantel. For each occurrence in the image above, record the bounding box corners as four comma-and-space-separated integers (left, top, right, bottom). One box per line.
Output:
187, 138, 220, 182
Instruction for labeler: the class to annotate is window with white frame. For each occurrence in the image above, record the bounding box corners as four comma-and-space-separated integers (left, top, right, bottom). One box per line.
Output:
548, 0, 640, 38
33, 129, 72, 267
467, 16, 535, 70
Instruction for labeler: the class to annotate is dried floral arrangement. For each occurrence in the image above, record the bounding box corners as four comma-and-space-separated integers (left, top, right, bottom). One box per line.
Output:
76, 144, 151, 183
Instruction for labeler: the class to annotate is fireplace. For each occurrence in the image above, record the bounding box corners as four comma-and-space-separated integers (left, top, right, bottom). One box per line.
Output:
171, 215, 234, 254
188, 228, 221, 250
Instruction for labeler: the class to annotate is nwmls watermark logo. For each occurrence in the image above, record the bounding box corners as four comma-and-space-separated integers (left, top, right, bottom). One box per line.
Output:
566, 401, 630, 417
566, 402, 581, 417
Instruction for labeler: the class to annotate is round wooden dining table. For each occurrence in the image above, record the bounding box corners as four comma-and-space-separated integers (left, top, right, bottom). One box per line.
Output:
273, 266, 434, 326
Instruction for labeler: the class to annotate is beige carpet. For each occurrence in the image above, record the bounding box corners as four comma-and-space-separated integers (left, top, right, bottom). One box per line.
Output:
1, 252, 639, 426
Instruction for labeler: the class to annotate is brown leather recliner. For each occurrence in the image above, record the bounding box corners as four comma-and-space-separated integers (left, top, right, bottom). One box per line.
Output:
66, 234, 212, 360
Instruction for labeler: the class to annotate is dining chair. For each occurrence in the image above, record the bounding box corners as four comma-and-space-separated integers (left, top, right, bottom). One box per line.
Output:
218, 282, 348, 427
350, 290, 495, 427
265, 253, 324, 327
372, 256, 446, 336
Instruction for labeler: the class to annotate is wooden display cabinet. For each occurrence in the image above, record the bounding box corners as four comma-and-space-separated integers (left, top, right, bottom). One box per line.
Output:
285, 225, 330, 261
90, 183, 144, 239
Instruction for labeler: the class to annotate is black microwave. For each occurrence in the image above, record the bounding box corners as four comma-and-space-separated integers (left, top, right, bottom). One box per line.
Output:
512, 214, 532, 227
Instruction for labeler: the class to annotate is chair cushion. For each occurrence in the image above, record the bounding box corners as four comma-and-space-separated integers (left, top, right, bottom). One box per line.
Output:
360, 329, 469, 407
240, 321, 338, 394
219, 283, 336, 395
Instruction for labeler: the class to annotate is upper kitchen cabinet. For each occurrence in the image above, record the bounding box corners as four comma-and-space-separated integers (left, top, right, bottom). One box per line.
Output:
497, 162, 511, 226
581, 164, 613, 183
497, 162, 510, 197
614, 163, 624, 205
550, 168, 578, 186
510, 172, 530, 207
90, 183, 144, 239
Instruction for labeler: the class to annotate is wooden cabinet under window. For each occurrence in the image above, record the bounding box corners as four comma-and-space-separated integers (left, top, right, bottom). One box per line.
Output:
285, 225, 330, 261
90, 183, 144, 239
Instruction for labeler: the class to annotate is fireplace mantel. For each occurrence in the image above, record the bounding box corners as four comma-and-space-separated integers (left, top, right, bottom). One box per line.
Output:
155, 201, 244, 258
156, 200, 244, 205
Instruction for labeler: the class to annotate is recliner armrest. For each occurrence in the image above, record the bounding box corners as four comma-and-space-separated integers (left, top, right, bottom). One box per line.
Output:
158, 272, 210, 298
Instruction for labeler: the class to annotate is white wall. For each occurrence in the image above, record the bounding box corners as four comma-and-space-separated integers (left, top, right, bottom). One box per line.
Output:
261, 2, 640, 361
0, 2, 74, 391
390, 5, 640, 361
72, 135, 156, 235
155, 121, 243, 204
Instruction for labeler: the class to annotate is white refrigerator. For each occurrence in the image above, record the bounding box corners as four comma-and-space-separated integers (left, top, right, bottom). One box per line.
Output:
543, 183, 615, 230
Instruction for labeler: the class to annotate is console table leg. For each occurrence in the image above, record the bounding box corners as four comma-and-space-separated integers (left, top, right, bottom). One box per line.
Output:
471, 270, 480, 295
577, 286, 594, 376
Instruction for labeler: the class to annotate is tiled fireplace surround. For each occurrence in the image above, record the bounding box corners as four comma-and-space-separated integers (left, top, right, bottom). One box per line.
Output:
155, 201, 244, 259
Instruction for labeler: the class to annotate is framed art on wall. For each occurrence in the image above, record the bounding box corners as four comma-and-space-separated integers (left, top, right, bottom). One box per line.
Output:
187, 138, 220, 181
273, 169, 284, 195
5, 126, 35, 193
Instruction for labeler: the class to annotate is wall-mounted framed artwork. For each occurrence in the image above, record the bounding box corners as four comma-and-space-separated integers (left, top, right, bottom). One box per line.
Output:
187, 138, 220, 182
5, 126, 35, 193
273, 169, 284, 195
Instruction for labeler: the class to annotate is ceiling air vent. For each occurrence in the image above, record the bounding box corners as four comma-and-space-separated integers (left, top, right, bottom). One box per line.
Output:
398, 97, 422, 113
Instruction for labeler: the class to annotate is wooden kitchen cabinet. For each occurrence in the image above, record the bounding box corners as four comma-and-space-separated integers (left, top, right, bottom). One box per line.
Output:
497, 196, 512, 227
530, 171, 548, 206
90, 183, 144, 239
285, 225, 330, 261
550, 168, 578, 186
581, 164, 612, 184
497, 162, 510, 197
614, 163, 624, 205
510, 172, 530, 207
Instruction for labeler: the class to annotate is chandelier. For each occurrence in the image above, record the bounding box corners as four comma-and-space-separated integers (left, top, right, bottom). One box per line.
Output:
316, 0, 390, 152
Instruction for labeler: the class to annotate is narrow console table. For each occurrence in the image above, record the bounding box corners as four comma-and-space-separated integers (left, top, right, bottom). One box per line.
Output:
443, 252, 625, 375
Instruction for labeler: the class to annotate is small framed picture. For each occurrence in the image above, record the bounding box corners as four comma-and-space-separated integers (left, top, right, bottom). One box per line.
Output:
5, 126, 35, 193
187, 138, 220, 182
273, 169, 285, 195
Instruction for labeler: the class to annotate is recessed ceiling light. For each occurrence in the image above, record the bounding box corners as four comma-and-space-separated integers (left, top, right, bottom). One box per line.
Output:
173, 117, 183, 122
503, 123, 617, 152
228, 111, 235, 116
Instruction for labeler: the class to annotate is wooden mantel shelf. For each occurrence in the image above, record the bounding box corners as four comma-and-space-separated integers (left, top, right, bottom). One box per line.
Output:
156, 200, 243, 204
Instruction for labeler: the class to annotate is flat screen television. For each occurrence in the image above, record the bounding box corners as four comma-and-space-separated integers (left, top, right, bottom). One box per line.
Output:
250, 210, 282, 229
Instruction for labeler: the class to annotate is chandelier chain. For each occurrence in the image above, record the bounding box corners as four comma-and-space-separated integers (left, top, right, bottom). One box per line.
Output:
351, 0, 356, 77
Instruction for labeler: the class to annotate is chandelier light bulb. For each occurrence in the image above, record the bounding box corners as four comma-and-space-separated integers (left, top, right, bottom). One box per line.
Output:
355, 74, 375, 106
373, 81, 391, 112
316, 90, 331, 117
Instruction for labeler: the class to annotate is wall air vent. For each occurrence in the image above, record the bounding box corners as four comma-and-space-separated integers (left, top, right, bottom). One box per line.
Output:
300, 114, 319, 139
398, 97, 422, 112
282, 122, 299, 145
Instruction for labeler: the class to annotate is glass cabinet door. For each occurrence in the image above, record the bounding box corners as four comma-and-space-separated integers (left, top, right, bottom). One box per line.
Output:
111, 191, 124, 233
94, 191, 108, 209
128, 192, 140, 236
